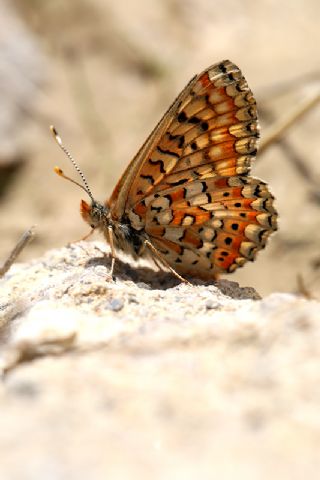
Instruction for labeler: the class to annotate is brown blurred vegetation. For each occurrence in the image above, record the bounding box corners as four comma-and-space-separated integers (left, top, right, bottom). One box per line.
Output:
1, 0, 320, 295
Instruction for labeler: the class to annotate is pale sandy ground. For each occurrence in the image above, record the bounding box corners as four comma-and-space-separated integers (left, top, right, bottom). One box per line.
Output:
1, 242, 320, 480
1, 0, 320, 296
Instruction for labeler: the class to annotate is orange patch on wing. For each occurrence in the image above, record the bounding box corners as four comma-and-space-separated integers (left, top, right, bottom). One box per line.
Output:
155, 237, 182, 255
242, 211, 260, 221
215, 232, 243, 251
146, 225, 165, 237
170, 209, 210, 226
167, 189, 186, 203
213, 140, 237, 159
222, 219, 247, 235
213, 249, 238, 269
193, 211, 211, 224
171, 210, 185, 226
198, 72, 211, 88
134, 202, 147, 216
181, 229, 203, 248
214, 177, 229, 188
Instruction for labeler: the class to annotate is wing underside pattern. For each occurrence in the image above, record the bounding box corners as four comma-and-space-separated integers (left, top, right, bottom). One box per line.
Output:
109, 60, 277, 277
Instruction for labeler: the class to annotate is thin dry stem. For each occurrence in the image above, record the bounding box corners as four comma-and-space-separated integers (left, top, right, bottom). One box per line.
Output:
0, 226, 36, 277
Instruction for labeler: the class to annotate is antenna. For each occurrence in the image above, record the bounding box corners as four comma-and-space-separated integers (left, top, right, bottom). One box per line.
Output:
50, 125, 94, 201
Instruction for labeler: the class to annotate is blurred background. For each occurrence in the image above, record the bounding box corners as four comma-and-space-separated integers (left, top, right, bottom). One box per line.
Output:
1, 0, 319, 295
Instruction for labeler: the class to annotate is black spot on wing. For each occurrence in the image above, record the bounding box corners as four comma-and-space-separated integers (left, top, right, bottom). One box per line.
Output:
149, 159, 166, 173
140, 174, 154, 184
168, 178, 189, 186
188, 116, 201, 125
178, 111, 187, 123
178, 136, 185, 148
156, 146, 180, 159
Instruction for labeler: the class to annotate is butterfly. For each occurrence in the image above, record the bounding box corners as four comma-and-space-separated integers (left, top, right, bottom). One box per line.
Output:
52, 59, 277, 283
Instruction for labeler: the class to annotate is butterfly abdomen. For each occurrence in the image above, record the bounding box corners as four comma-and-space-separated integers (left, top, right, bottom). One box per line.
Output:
112, 218, 146, 260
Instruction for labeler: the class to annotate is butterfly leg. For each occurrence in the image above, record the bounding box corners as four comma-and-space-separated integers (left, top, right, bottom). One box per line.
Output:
80, 228, 95, 241
107, 225, 116, 278
71, 227, 94, 243
143, 239, 192, 286
151, 253, 165, 272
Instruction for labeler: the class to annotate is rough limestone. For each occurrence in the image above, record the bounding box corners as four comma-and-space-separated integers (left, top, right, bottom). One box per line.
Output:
1, 242, 319, 480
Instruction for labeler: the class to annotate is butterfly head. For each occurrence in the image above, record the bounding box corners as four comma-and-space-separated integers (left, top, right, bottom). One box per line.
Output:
80, 199, 110, 230
51, 125, 111, 231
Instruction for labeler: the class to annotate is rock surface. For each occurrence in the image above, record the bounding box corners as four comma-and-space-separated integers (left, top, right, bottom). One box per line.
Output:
1, 242, 320, 479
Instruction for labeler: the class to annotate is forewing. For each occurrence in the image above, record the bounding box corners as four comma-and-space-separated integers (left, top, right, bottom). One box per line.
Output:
130, 60, 258, 206
108, 60, 256, 218
107, 69, 199, 219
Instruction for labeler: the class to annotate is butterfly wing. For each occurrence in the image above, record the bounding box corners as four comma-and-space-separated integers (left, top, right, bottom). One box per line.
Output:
107, 71, 199, 220
141, 176, 276, 278
108, 60, 277, 278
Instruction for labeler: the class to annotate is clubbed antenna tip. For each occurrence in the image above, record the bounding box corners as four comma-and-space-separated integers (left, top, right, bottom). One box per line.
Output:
50, 125, 62, 145
50, 125, 94, 201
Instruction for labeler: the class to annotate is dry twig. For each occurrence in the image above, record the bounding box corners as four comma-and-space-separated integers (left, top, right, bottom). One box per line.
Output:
0, 226, 36, 277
